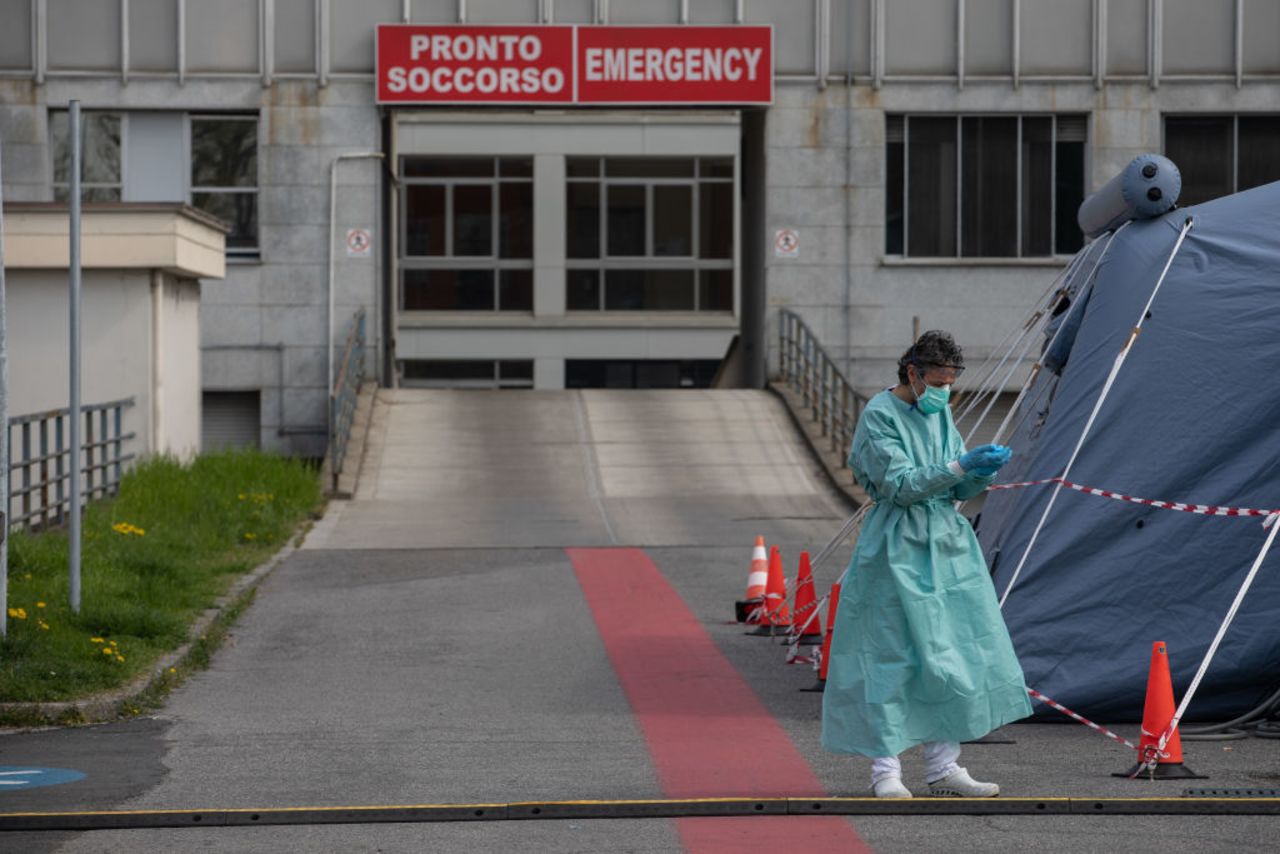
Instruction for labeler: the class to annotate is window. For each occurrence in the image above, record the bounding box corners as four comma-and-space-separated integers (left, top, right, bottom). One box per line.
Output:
201, 391, 261, 451
400, 360, 534, 389
886, 115, 1086, 258
50, 110, 123, 202
400, 157, 533, 311
190, 115, 260, 254
565, 360, 721, 389
49, 109, 259, 255
1165, 115, 1280, 206
566, 157, 734, 312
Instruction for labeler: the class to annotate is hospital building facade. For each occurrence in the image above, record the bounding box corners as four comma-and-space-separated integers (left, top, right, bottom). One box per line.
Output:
1, 0, 1276, 456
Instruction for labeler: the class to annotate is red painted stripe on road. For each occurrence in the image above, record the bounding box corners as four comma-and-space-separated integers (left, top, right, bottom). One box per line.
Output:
568, 547, 868, 854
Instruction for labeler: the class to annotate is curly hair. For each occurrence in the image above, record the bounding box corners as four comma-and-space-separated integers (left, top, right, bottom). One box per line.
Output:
897, 330, 964, 385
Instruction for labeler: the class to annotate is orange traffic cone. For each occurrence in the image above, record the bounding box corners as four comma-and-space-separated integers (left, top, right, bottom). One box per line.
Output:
789, 551, 823, 644
801, 582, 841, 692
748, 546, 792, 636
1115, 641, 1206, 779
734, 536, 770, 624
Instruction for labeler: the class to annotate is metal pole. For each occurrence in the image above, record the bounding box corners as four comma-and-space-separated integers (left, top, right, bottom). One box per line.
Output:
69, 100, 82, 614
0, 141, 9, 637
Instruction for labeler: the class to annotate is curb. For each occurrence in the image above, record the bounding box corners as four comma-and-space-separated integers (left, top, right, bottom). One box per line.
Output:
768, 381, 869, 511
0, 538, 303, 727
5, 796, 1280, 830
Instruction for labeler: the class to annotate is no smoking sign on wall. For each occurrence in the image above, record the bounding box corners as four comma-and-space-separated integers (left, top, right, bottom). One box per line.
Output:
346, 228, 373, 258
774, 228, 799, 259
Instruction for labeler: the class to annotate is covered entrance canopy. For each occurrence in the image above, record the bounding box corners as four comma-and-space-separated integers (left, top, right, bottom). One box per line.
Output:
389, 110, 744, 390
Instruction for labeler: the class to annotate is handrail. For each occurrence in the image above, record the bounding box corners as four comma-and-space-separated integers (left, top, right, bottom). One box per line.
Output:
777, 309, 871, 469
7, 398, 137, 531
329, 308, 367, 492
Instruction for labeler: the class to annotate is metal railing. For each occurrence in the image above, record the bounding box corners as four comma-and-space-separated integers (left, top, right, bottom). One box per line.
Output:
8, 398, 137, 531
778, 309, 870, 469
329, 308, 367, 491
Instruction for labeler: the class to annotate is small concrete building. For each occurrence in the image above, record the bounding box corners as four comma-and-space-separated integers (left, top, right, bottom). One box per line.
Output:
1, 1, 1277, 457
2, 202, 226, 462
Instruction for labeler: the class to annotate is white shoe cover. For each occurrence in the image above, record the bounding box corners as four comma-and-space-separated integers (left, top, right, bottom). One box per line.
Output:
872, 777, 913, 799
927, 768, 999, 798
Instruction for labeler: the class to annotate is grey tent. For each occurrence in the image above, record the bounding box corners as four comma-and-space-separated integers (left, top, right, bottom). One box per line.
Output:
976, 180, 1280, 721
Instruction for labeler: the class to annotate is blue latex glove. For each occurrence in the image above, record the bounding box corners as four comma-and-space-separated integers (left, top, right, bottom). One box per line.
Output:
957, 444, 1012, 474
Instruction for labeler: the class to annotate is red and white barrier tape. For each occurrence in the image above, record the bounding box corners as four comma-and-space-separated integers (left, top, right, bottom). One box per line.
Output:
785, 643, 817, 666
989, 476, 1280, 522
1132, 733, 1173, 779
1026, 687, 1139, 752
784, 592, 829, 662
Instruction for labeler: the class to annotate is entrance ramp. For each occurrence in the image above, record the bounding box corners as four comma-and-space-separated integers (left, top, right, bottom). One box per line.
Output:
304, 389, 849, 550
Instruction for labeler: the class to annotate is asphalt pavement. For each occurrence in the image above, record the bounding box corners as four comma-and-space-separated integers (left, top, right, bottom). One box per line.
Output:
2, 389, 1277, 853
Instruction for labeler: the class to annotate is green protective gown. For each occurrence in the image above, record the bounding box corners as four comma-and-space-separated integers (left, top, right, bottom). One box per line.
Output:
821, 390, 1032, 758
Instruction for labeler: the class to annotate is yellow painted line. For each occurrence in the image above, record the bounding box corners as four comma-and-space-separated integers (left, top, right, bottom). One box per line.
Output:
1090, 793, 1280, 804
807, 797, 1073, 803
0, 804, 503, 818
223, 803, 507, 814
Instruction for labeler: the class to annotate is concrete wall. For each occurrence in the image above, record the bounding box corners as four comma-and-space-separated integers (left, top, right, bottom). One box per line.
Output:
7, 269, 153, 459
0, 81, 46, 203
154, 275, 202, 460
5, 269, 203, 461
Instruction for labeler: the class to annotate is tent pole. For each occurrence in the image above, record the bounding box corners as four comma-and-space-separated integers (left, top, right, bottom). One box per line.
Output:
1145, 513, 1280, 771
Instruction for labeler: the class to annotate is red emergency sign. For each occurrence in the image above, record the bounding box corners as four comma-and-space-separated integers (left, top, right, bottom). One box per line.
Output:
376, 25, 773, 105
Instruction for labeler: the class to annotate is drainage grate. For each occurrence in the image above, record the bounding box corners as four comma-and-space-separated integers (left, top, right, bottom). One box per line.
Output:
1184, 788, 1280, 798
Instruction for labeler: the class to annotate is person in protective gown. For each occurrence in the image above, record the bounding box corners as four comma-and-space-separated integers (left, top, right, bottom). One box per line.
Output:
821, 331, 1032, 798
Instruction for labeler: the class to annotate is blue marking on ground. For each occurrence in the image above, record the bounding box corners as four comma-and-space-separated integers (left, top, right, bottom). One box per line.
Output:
0, 765, 86, 790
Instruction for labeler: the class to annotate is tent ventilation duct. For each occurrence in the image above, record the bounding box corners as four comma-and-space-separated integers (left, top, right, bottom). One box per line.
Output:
1077, 154, 1182, 239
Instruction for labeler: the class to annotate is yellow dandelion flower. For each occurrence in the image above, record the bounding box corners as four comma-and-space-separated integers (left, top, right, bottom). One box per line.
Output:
169, 667, 177, 674
243, 532, 256, 540
6, 608, 15, 618
36, 601, 47, 609
109, 640, 118, 647
14, 608, 26, 620
40, 623, 51, 631
91, 637, 105, 643
116, 656, 125, 663
103, 647, 115, 655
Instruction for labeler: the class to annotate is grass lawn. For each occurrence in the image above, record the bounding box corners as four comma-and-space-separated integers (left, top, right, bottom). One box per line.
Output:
1, 449, 323, 705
